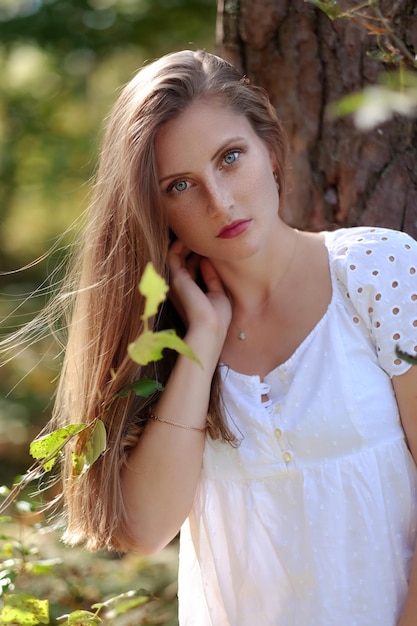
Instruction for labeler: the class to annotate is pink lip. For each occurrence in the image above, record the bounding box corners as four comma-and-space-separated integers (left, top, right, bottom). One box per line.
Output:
217, 219, 252, 239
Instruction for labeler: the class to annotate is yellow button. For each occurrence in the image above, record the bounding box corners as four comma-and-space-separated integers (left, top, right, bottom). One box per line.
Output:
283, 450, 293, 463
274, 404, 281, 414
274, 428, 283, 439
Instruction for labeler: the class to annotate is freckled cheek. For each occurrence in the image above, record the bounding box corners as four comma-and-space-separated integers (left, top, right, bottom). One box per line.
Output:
166, 206, 202, 241
235, 168, 272, 203
241, 176, 259, 198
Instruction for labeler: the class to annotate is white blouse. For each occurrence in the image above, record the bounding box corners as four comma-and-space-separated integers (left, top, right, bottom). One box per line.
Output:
178, 227, 417, 626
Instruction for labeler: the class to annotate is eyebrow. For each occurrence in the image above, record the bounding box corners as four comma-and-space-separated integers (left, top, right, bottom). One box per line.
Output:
158, 136, 246, 185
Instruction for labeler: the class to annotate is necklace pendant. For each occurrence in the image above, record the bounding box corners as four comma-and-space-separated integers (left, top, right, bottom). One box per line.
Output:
238, 330, 246, 340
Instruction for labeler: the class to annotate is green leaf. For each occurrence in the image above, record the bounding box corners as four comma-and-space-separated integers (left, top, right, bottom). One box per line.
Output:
71, 452, 85, 477
116, 378, 164, 398
57, 609, 102, 625
83, 420, 107, 470
26, 558, 62, 575
0, 593, 49, 625
304, 0, 342, 20
93, 588, 150, 609
328, 91, 367, 117
93, 589, 150, 617
328, 76, 417, 130
139, 262, 169, 321
128, 329, 202, 367
396, 345, 417, 365
30, 424, 87, 472
70, 420, 106, 477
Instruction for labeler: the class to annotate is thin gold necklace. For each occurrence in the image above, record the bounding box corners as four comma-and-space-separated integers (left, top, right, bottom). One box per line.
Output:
232, 229, 299, 341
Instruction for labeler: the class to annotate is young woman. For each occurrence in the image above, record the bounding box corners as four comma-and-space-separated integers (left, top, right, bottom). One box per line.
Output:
41, 50, 417, 624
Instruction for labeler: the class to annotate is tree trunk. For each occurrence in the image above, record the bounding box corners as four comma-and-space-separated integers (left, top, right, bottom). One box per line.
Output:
216, 0, 417, 237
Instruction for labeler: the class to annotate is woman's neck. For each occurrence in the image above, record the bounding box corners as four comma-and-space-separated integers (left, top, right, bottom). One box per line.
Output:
212, 222, 300, 319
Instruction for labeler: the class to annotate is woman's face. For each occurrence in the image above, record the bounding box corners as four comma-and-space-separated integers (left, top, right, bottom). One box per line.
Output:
154, 98, 280, 263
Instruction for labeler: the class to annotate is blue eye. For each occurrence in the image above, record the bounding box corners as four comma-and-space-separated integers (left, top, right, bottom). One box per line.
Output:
223, 150, 240, 165
169, 180, 188, 193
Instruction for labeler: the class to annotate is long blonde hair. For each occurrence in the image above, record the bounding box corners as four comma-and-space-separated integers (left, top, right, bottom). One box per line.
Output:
25, 50, 288, 551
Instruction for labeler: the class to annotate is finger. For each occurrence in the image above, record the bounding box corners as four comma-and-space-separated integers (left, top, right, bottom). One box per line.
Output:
167, 239, 192, 272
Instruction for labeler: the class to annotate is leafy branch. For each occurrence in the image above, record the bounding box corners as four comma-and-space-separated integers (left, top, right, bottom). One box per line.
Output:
1, 585, 154, 625
306, 0, 417, 128
1, 261, 200, 517
307, 0, 416, 67
127, 262, 201, 367
56, 589, 153, 625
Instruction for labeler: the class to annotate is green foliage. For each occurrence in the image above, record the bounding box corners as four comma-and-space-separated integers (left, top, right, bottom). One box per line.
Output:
139, 263, 170, 321
58, 610, 102, 625
30, 424, 90, 473
308, 1, 417, 129
0, 0, 216, 60
128, 328, 201, 367
91, 589, 151, 619
71, 420, 107, 477
328, 69, 417, 129
0, 510, 178, 624
57, 589, 152, 624
0, 593, 49, 625
115, 378, 163, 399
1, 263, 198, 511
128, 262, 201, 367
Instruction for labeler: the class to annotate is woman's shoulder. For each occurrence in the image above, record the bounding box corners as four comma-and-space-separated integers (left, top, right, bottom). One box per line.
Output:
324, 225, 416, 281
323, 226, 417, 377
324, 225, 416, 260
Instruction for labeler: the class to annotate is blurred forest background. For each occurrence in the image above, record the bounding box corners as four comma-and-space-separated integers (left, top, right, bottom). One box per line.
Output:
0, 0, 217, 485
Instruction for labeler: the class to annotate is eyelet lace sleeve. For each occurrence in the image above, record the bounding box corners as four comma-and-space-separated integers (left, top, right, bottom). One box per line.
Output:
332, 227, 417, 377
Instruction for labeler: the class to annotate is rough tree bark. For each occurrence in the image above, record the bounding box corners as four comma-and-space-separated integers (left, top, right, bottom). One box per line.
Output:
216, 0, 417, 237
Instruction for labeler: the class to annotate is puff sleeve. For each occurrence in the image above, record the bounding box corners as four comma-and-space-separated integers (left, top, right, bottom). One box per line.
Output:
332, 227, 417, 377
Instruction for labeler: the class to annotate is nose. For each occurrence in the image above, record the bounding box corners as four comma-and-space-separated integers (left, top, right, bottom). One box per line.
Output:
205, 177, 233, 216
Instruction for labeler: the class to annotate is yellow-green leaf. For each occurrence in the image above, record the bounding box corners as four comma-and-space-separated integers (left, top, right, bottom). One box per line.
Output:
71, 452, 85, 477
69, 420, 106, 477
139, 262, 169, 321
84, 419, 107, 469
128, 329, 202, 367
0, 593, 49, 625
57, 609, 102, 624
30, 424, 87, 472
27, 559, 62, 575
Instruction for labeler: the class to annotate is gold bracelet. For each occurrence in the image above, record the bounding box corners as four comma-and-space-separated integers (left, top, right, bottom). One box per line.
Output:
150, 414, 206, 432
